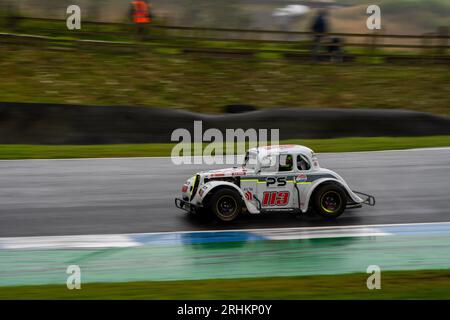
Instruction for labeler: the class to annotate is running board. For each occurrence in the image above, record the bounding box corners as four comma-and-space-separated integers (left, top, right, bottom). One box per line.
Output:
260, 208, 302, 214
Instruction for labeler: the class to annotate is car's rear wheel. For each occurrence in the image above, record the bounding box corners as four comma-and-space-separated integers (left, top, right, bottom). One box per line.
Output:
208, 188, 242, 222
313, 184, 347, 219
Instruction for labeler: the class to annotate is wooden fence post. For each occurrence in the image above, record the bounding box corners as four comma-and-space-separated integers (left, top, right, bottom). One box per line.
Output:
369, 30, 378, 56
422, 33, 431, 55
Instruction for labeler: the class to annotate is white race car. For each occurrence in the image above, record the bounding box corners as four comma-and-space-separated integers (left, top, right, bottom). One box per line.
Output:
175, 145, 375, 222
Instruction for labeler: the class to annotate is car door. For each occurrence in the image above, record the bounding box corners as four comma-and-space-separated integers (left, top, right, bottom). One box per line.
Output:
258, 154, 295, 210
292, 153, 313, 209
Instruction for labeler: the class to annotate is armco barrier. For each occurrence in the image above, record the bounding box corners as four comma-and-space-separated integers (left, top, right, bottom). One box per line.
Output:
0, 102, 449, 144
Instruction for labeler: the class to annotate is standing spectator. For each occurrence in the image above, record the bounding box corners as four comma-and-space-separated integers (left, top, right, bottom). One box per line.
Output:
129, 0, 152, 40
311, 9, 329, 61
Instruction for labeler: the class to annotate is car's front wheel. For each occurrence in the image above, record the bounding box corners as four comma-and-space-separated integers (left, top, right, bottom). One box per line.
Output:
207, 188, 242, 222
313, 184, 347, 219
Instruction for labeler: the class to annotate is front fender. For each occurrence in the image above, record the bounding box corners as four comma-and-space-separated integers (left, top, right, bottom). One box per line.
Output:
198, 181, 259, 214
302, 178, 363, 212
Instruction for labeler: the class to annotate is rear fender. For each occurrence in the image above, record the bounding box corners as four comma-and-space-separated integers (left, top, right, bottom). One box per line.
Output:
303, 178, 363, 212
199, 181, 259, 214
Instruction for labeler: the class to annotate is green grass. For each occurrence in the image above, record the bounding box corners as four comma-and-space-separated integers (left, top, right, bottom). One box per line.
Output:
0, 41, 449, 116
1, 269, 449, 299
0, 136, 449, 159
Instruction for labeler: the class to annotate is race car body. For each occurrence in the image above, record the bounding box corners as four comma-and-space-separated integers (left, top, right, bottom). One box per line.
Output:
175, 145, 375, 222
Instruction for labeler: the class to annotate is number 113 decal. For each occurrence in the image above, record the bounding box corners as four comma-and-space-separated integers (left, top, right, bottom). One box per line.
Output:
262, 191, 290, 206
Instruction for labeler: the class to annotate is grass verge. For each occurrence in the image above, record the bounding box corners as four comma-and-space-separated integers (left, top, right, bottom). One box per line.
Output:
1, 269, 449, 299
0, 42, 449, 115
0, 136, 449, 160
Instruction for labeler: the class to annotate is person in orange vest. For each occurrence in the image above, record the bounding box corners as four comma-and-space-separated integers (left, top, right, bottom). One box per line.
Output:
129, 0, 152, 39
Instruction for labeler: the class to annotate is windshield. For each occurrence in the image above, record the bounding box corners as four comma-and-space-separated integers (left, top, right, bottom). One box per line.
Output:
242, 152, 257, 169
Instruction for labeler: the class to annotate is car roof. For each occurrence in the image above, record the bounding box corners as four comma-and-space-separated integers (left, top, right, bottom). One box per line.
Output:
248, 144, 314, 156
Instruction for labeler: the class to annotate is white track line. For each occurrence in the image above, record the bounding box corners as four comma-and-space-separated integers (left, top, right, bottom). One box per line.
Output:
112, 220, 450, 237
1, 221, 450, 249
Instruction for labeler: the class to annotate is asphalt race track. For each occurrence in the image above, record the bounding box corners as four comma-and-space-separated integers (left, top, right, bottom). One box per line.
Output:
0, 148, 449, 237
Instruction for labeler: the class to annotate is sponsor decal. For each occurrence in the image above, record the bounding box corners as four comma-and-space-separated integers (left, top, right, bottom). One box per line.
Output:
295, 173, 307, 183
266, 176, 287, 187
201, 186, 208, 195
244, 191, 253, 201
262, 191, 290, 206
181, 184, 188, 193
211, 173, 225, 177
199, 186, 207, 196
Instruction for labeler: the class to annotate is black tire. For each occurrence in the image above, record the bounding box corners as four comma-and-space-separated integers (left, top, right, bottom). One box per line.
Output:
313, 184, 347, 219
207, 188, 242, 222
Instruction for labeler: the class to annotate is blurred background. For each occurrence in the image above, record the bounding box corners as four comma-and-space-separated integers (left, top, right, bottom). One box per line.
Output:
0, 1, 450, 301
1, 0, 449, 32
0, 0, 449, 115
